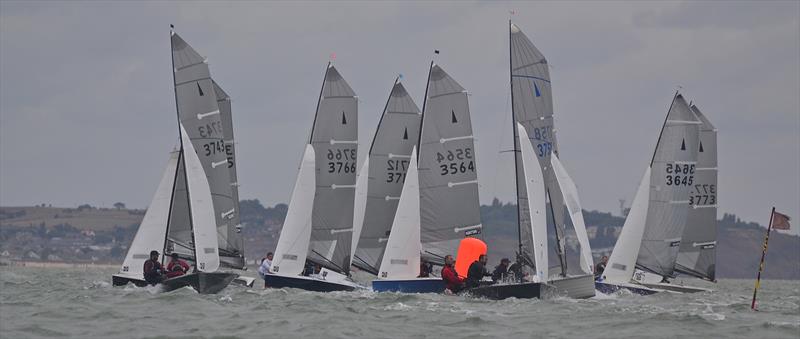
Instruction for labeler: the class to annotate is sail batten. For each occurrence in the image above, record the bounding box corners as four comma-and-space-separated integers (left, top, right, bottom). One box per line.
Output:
354, 81, 421, 272
419, 64, 481, 261
510, 23, 568, 268
636, 94, 701, 277
307, 65, 358, 274
675, 105, 717, 281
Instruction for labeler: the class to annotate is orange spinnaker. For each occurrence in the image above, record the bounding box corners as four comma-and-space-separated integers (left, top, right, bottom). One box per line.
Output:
455, 237, 487, 278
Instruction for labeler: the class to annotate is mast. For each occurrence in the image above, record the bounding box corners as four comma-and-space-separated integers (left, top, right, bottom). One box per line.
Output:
508, 20, 524, 261
308, 62, 331, 144
417, 60, 434, 160
169, 25, 200, 265
160, 149, 182, 263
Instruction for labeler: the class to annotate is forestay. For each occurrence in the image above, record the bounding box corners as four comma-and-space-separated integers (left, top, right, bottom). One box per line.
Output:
271, 145, 316, 276
307, 64, 358, 274
353, 80, 422, 274
377, 148, 421, 280
636, 94, 701, 277
418, 63, 482, 262
676, 104, 717, 281
169, 32, 236, 266
118, 151, 179, 280
510, 23, 567, 267
212, 80, 245, 269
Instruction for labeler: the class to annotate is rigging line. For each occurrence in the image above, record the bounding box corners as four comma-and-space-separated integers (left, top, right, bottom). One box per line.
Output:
310, 249, 346, 274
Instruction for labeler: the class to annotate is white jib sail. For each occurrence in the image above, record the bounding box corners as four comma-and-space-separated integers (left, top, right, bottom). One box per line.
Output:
350, 159, 369, 264
603, 167, 652, 283
518, 123, 548, 281
271, 144, 316, 276
551, 155, 594, 275
378, 147, 421, 280
118, 151, 179, 279
180, 123, 221, 273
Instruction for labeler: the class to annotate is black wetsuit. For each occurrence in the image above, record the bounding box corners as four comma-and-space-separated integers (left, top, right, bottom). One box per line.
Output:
595, 262, 606, 279
143, 258, 164, 285
491, 264, 509, 282
466, 261, 490, 288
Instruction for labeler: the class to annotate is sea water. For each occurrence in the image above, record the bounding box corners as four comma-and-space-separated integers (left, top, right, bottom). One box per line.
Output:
1, 267, 798, 338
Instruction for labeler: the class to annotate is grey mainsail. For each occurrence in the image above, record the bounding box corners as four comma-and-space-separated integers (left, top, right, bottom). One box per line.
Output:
418, 63, 481, 262
212, 80, 245, 269
167, 32, 236, 264
307, 64, 358, 274
675, 104, 717, 281
353, 79, 421, 274
510, 23, 568, 271
636, 93, 701, 277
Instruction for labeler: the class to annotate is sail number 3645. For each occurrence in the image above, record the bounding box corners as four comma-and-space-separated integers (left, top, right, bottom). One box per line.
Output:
665, 163, 695, 186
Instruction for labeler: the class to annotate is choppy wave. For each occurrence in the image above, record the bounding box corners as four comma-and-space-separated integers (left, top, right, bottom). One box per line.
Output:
1, 267, 798, 338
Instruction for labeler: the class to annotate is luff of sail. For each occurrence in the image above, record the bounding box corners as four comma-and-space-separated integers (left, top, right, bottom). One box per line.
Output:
118, 151, 179, 280
419, 63, 481, 262
353, 79, 422, 274
636, 93, 701, 277
212, 80, 245, 269
169, 32, 236, 265
307, 64, 358, 274
510, 22, 568, 269
675, 104, 717, 281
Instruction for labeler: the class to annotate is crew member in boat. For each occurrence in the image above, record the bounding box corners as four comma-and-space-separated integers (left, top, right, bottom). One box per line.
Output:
165, 253, 191, 279
258, 252, 273, 287
465, 254, 492, 289
491, 258, 511, 283
594, 255, 608, 280
418, 259, 432, 278
143, 250, 165, 285
441, 255, 464, 294
507, 260, 525, 282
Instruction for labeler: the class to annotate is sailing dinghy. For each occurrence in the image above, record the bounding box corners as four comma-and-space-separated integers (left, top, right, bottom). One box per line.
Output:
596, 92, 705, 295
372, 63, 484, 293
113, 29, 240, 294
467, 22, 595, 300
266, 63, 363, 292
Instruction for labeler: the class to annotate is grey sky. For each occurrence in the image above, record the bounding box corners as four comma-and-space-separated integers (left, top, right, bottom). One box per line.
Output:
1, 1, 798, 234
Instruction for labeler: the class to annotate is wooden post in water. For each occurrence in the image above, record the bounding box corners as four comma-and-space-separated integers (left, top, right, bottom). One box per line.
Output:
750, 207, 775, 311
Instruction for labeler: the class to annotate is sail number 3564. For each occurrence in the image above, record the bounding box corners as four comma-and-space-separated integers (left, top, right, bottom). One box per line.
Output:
436, 148, 475, 176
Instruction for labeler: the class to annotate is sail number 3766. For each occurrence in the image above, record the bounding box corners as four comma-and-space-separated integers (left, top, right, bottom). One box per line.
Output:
327, 148, 357, 174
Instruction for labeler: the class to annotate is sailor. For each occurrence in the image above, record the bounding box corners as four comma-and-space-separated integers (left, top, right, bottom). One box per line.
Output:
441, 255, 464, 294
258, 252, 274, 287
142, 250, 165, 285
165, 253, 191, 278
508, 260, 524, 281
465, 254, 492, 289
418, 259, 432, 278
595, 255, 608, 280
491, 258, 511, 282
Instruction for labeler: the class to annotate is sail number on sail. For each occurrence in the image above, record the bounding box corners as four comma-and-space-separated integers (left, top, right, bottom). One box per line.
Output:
528, 126, 554, 157
689, 184, 716, 205
665, 163, 695, 186
198, 121, 223, 138
386, 159, 408, 183
327, 148, 357, 173
201, 140, 234, 168
435, 148, 474, 176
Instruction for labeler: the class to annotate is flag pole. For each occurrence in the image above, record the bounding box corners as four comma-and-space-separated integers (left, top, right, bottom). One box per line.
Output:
751, 207, 775, 310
